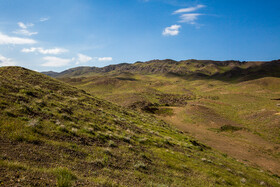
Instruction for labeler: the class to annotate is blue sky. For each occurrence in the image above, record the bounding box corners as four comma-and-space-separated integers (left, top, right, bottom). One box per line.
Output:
0, 0, 280, 71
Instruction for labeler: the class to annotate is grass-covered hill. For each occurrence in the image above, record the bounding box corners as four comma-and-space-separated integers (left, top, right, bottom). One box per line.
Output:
1, 66, 280, 186
53, 60, 280, 176
43, 59, 280, 82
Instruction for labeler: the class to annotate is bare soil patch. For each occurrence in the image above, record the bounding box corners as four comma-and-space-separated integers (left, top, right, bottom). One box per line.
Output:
159, 106, 280, 175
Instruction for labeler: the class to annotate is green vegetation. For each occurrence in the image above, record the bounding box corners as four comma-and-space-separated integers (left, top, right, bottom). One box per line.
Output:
53, 167, 76, 187
220, 125, 243, 132
54, 59, 280, 176
1, 66, 280, 186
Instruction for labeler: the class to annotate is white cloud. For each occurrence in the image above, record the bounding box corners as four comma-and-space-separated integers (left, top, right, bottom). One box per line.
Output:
17, 22, 34, 29
21, 47, 37, 53
13, 29, 38, 36
0, 55, 16, 66
14, 22, 37, 36
22, 47, 68, 55
179, 13, 203, 24
42, 56, 72, 67
40, 17, 49, 22
0, 32, 37, 45
18, 22, 27, 29
75, 53, 92, 65
162, 24, 181, 36
173, 4, 205, 14
98, 57, 112, 61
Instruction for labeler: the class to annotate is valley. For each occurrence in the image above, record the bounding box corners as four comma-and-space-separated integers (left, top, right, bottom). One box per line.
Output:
53, 59, 280, 177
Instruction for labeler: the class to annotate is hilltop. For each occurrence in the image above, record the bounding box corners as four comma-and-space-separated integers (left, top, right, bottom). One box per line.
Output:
1, 66, 280, 186
42, 59, 280, 81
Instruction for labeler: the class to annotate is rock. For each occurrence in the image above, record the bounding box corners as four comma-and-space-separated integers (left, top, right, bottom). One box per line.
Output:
55, 120, 61, 125
237, 171, 244, 175
260, 181, 265, 185
240, 178, 246, 183
27, 119, 39, 127
60, 124, 65, 128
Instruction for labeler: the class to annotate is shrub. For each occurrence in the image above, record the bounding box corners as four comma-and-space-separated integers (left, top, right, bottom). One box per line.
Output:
134, 161, 147, 170
53, 167, 76, 187
220, 125, 242, 132
154, 108, 174, 116
108, 140, 117, 148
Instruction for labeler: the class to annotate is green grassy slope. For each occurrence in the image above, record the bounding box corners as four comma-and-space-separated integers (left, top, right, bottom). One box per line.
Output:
63, 73, 280, 145
1, 66, 279, 186
60, 72, 280, 176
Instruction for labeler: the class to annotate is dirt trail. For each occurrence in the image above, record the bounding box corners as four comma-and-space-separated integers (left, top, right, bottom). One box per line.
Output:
159, 107, 280, 175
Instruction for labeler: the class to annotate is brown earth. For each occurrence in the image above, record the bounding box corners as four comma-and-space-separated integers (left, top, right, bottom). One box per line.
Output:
159, 106, 280, 175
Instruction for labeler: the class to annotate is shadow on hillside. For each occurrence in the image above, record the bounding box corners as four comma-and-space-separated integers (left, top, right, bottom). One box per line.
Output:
167, 60, 280, 83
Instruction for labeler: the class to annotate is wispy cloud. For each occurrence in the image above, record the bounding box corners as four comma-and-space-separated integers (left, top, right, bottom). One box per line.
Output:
97, 57, 112, 61
162, 24, 181, 36
178, 13, 203, 24
18, 22, 27, 29
17, 22, 34, 29
0, 54, 16, 66
22, 47, 68, 55
40, 17, 49, 22
75, 53, 93, 64
173, 4, 205, 14
13, 30, 38, 36
42, 56, 72, 67
162, 4, 206, 35
0, 32, 37, 45
14, 22, 38, 36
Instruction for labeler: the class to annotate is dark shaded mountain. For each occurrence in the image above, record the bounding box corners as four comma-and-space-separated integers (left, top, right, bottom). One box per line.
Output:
212, 60, 280, 81
41, 71, 59, 77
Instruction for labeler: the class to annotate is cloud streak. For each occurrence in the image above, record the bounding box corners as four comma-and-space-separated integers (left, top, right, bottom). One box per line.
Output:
22, 47, 68, 55
0, 55, 16, 66
18, 22, 34, 29
75, 53, 93, 64
178, 13, 203, 24
42, 56, 72, 67
97, 57, 112, 61
13, 30, 38, 36
0, 33, 37, 45
162, 24, 181, 36
14, 22, 38, 36
40, 17, 49, 22
173, 4, 205, 14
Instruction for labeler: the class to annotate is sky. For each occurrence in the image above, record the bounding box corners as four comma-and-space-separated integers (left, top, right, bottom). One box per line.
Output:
0, 0, 280, 72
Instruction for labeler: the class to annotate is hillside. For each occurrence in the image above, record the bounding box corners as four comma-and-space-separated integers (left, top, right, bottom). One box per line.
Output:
54, 61, 280, 176
42, 59, 280, 82
1, 66, 280, 186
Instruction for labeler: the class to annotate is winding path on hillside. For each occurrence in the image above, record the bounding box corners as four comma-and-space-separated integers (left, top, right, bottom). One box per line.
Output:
159, 106, 280, 175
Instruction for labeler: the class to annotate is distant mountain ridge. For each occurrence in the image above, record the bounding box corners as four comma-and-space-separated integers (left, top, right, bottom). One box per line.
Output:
42, 59, 280, 81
